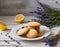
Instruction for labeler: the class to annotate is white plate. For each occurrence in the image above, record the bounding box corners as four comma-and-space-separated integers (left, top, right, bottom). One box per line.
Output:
11, 24, 51, 40
51, 26, 60, 36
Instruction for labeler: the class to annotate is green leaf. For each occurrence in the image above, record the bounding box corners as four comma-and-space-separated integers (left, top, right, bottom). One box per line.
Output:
45, 7, 60, 27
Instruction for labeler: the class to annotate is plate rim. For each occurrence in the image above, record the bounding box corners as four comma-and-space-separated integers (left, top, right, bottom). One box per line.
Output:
50, 26, 60, 36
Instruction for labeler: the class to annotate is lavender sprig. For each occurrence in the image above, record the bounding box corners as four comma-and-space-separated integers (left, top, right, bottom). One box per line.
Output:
8, 36, 20, 44
7, 36, 22, 47
43, 35, 60, 46
30, 0, 60, 27
4, 40, 10, 44
30, 1, 51, 27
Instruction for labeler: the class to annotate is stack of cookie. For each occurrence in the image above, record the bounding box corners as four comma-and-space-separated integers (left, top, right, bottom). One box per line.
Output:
17, 22, 43, 38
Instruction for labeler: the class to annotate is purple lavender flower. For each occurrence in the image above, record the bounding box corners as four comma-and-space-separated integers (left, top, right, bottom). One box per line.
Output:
43, 35, 60, 46
30, 0, 58, 27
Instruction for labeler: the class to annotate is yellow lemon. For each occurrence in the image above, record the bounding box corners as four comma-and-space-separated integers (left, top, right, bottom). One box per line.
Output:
15, 14, 25, 23
0, 21, 7, 31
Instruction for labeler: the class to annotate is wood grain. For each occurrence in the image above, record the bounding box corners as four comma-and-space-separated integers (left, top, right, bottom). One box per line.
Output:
0, 0, 30, 16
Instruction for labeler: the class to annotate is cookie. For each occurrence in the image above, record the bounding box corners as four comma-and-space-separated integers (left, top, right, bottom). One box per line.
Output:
28, 22, 40, 28
57, 30, 60, 36
17, 27, 29, 36
37, 32, 43, 37
27, 26, 33, 29
26, 29, 38, 38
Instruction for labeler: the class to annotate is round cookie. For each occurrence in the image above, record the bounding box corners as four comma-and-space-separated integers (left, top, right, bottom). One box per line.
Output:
27, 26, 33, 29
17, 27, 29, 36
26, 29, 38, 38
37, 32, 43, 37
28, 22, 40, 28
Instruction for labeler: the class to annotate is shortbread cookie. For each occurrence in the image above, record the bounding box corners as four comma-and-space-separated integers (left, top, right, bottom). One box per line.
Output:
17, 27, 29, 36
26, 29, 38, 38
37, 32, 43, 37
28, 22, 40, 28
27, 26, 33, 29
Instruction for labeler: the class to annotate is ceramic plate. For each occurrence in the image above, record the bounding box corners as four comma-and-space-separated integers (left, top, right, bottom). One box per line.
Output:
11, 23, 51, 40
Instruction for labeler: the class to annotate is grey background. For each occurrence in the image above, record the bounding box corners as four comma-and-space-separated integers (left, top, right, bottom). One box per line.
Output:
0, 0, 39, 16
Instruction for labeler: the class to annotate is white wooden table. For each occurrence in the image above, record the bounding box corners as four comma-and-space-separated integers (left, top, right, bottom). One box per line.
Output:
0, 16, 60, 47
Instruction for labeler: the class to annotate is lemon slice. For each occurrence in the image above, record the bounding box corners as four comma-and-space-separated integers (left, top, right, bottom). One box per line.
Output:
0, 21, 7, 31
15, 14, 25, 23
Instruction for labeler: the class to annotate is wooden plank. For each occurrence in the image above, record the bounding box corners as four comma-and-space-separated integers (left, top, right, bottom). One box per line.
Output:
0, 0, 39, 16
0, 0, 30, 16
0, 16, 34, 24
